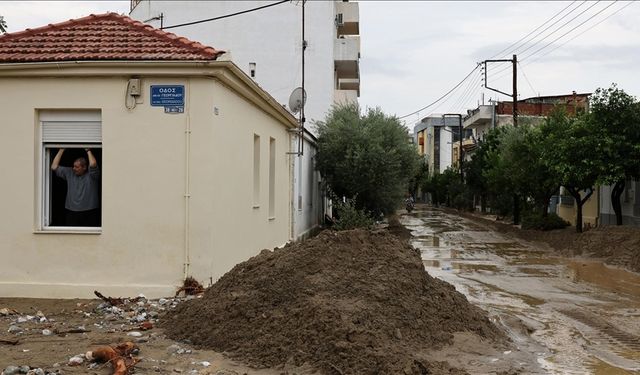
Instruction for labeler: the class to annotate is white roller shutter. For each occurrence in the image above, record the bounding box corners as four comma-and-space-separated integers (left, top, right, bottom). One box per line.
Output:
40, 110, 102, 143
42, 121, 102, 143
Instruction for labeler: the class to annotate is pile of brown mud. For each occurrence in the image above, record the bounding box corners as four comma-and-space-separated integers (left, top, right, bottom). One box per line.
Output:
163, 229, 505, 374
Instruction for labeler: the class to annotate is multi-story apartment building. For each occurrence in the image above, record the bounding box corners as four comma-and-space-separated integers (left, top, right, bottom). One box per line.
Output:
413, 116, 460, 176
130, 1, 361, 240
130, 0, 360, 130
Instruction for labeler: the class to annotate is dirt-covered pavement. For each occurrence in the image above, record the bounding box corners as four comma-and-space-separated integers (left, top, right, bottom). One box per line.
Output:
0, 223, 539, 375
2, 206, 639, 374
402, 206, 640, 374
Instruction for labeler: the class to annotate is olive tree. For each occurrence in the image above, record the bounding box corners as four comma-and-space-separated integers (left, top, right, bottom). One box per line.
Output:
315, 104, 420, 216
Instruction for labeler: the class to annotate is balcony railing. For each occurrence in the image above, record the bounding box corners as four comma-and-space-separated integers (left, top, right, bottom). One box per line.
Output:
463, 105, 493, 129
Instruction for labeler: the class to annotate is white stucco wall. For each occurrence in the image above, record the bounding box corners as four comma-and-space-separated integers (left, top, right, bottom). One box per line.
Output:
600, 181, 640, 225
0, 63, 295, 298
130, 1, 336, 131
292, 133, 323, 240
440, 127, 453, 172
130, 1, 335, 239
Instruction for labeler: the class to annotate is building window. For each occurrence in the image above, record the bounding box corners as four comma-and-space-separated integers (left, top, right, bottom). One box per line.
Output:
40, 111, 102, 230
253, 134, 260, 207
249, 62, 256, 78
268, 137, 276, 218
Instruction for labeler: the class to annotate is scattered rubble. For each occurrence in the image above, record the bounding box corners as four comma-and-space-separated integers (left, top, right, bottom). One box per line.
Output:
1, 294, 188, 375
2, 226, 518, 374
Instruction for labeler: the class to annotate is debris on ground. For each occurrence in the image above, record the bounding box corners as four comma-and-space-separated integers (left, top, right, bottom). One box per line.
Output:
94, 291, 145, 306
1, 295, 188, 375
163, 228, 506, 374
175, 276, 205, 297
86, 341, 140, 375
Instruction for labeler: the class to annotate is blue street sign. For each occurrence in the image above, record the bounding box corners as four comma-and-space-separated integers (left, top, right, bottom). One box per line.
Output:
151, 85, 185, 106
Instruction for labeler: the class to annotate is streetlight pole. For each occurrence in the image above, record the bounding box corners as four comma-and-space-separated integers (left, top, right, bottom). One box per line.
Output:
442, 114, 463, 182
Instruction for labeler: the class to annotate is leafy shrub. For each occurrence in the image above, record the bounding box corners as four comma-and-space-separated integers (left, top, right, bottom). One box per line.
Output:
333, 197, 375, 231
521, 213, 570, 231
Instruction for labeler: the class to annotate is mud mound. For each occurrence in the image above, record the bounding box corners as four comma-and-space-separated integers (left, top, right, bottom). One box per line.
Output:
566, 226, 640, 272
163, 229, 504, 374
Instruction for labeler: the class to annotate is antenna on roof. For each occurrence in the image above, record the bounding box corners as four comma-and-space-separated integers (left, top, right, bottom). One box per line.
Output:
144, 13, 164, 28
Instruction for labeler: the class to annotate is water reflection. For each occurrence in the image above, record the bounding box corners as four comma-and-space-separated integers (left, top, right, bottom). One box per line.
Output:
402, 207, 640, 374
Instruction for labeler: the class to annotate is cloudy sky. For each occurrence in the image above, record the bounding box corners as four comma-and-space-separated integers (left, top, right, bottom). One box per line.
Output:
2, 1, 639, 127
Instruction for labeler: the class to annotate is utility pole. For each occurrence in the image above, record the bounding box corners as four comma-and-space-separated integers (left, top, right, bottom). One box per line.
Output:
483, 55, 521, 225
484, 54, 518, 127
300, 0, 306, 155
512, 54, 517, 127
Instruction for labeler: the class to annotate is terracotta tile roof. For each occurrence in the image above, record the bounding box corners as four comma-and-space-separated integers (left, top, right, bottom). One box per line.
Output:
0, 12, 224, 63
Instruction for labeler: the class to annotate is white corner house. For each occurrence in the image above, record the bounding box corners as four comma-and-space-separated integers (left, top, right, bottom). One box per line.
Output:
0, 13, 299, 298
129, 0, 361, 239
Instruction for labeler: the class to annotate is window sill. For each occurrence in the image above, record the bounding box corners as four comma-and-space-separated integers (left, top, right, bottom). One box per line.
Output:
34, 228, 102, 235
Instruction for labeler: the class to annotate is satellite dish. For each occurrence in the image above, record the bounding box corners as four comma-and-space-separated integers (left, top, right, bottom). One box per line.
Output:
288, 87, 307, 114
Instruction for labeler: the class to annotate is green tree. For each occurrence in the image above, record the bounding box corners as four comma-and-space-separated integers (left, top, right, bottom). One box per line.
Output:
589, 85, 640, 225
409, 158, 429, 201
315, 104, 420, 216
499, 125, 559, 218
464, 127, 506, 213
539, 109, 600, 232
0, 16, 7, 34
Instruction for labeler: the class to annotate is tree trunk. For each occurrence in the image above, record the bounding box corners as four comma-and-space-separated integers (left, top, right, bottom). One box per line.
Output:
542, 200, 549, 218
567, 187, 594, 233
481, 194, 487, 213
611, 180, 625, 225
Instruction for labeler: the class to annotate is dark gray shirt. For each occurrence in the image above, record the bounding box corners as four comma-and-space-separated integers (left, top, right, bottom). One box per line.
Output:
55, 166, 100, 211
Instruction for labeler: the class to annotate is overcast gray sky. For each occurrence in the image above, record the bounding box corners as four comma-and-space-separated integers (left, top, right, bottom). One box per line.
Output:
2, 1, 639, 127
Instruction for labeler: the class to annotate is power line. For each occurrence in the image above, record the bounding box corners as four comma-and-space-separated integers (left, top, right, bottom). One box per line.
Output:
489, 1, 600, 76
427, 69, 480, 118
451, 70, 483, 113
486, 0, 579, 60
161, 0, 290, 30
398, 64, 481, 120
524, 1, 636, 67
518, 62, 537, 97
490, 1, 614, 80
522, 1, 619, 61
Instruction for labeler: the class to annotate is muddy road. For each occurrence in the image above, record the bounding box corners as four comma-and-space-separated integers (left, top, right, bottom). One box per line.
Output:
401, 206, 640, 374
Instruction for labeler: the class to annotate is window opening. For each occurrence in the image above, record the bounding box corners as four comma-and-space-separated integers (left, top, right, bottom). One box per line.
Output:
44, 146, 102, 228
268, 137, 276, 218
253, 134, 260, 206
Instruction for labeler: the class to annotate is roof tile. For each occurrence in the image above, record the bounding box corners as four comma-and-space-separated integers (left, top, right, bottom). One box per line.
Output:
0, 12, 224, 63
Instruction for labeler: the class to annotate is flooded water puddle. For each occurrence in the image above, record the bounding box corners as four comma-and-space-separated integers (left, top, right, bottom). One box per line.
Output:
564, 261, 640, 298
402, 207, 640, 374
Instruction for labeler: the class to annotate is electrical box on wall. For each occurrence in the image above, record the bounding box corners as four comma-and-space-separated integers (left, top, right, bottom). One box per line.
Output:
128, 79, 141, 96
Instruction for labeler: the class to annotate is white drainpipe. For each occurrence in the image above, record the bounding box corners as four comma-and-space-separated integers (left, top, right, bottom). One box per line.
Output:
183, 81, 192, 279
